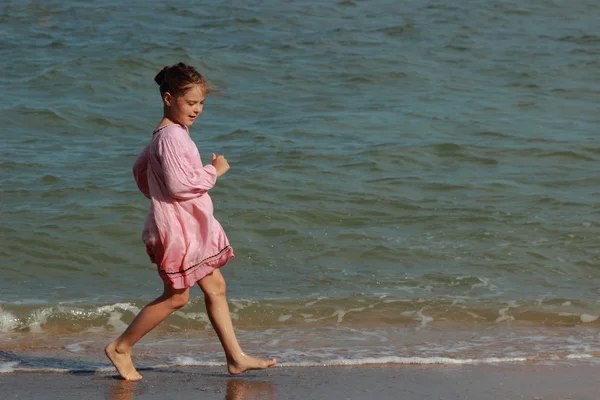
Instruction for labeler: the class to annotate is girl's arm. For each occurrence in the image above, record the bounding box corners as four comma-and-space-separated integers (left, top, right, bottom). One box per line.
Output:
158, 132, 217, 200
133, 146, 151, 199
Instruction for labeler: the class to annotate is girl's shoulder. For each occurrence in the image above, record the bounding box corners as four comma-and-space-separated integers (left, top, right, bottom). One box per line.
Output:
152, 124, 191, 147
151, 124, 195, 156
153, 123, 188, 137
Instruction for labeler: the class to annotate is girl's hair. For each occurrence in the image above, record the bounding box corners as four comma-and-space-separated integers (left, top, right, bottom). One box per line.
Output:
154, 62, 213, 97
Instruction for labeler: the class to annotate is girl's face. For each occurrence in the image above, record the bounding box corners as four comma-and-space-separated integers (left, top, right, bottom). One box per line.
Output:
163, 84, 205, 127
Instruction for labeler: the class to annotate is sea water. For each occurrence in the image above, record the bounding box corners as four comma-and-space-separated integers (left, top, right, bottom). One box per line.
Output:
1, 0, 600, 372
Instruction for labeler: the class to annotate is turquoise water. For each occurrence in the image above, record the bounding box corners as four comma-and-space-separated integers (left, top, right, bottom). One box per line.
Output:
1, 0, 600, 371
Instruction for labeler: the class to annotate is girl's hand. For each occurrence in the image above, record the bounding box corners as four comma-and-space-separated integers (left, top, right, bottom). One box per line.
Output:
212, 153, 230, 177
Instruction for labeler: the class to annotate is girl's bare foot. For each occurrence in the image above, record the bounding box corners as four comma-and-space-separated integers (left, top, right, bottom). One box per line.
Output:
104, 341, 143, 381
227, 353, 276, 375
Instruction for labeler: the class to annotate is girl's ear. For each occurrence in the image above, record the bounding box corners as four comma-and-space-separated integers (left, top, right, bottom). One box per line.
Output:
163, 92, 173, 107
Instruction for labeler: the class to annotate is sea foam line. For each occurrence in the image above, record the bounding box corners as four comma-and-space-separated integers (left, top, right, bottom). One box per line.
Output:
6, 354, 599, 374
165, 355, 530, 367
273, 356, 528, 367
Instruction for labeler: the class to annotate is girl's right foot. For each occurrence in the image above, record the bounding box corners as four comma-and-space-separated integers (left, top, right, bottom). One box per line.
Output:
104, 341, 143, 381
227, 353, 277, 375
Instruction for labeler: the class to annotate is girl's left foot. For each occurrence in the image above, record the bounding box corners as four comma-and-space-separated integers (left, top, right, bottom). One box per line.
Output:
105, 341, 143, 381
228, 353, 276, 375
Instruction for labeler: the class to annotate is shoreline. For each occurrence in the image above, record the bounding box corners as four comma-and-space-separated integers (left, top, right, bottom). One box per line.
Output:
3, 363, 600, 399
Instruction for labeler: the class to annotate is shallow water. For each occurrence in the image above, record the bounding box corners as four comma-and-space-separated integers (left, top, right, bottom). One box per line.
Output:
1, 0, 600, 372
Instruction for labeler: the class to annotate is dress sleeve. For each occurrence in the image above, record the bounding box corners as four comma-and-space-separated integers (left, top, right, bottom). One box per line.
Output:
133, 145, 151, 199
158, 131, 217, 200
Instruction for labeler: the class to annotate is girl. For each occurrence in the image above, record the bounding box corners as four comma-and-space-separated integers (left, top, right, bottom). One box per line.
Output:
105, 62, 276, 381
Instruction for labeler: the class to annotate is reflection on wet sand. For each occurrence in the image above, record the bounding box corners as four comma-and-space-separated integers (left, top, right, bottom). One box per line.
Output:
108, 380, 138, 400
107, 377, 276, 400
226, 379, 276, 400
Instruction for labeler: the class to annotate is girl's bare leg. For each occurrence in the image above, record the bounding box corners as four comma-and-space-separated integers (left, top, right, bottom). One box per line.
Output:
198, 270, 276, 374
105, 282, 190, 380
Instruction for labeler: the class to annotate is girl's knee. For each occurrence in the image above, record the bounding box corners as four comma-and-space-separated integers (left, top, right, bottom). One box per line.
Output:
169, 291, 189, 309
200, 271, 227, 298
163, 288, 190, 309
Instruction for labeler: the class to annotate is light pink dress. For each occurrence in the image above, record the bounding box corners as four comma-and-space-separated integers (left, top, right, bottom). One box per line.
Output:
133, 124, 234, 289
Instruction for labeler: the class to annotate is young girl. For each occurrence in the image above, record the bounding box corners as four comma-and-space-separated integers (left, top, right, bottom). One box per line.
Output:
105, 62, 276, 381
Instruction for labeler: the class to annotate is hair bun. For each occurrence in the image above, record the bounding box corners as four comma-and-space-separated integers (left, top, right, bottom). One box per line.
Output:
154, 66, 170, 86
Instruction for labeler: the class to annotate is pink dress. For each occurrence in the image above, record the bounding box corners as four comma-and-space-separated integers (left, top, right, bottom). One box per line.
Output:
132, 124, 234, 289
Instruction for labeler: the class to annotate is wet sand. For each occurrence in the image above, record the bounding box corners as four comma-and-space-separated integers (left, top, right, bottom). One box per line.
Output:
2, 363, 599, 400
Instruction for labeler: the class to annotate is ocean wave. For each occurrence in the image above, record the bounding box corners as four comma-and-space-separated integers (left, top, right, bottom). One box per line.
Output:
2, 296, 600, 334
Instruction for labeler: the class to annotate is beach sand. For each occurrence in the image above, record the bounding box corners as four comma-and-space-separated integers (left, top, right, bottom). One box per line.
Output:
2, 363, 599, 400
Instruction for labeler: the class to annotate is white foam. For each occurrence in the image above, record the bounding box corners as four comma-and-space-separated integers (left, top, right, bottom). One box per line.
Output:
0, 362, 20, 373
416, 310, 434, 330
65, 341, 94, 353
1, 302, 144, 333
230, 299, 253, 312
0, 365, 115, 374
171, 356, 223, 367
166, 355, 528, 368
28, 308, 53, 333
383, 298, 411, 303
303, 297, 329, 307
332, 307, 365, 324
0, 353, 590, 375
470, 277, 490, 289
466, 311, 484, 319
5, 299, 49, 306
495, 307, 514, 323
95, 303, 141, 331
174, 311, 210, 325
566, 354, 593, 359
304, 316, 329, 323
96, 302, 140, 315
106, 311, 127, 331
274, 356, 529, 367
0, 307, 19, 332
580, 314, 598, 323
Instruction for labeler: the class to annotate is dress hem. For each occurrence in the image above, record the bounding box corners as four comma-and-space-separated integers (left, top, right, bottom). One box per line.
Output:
158, 246, 235, 289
